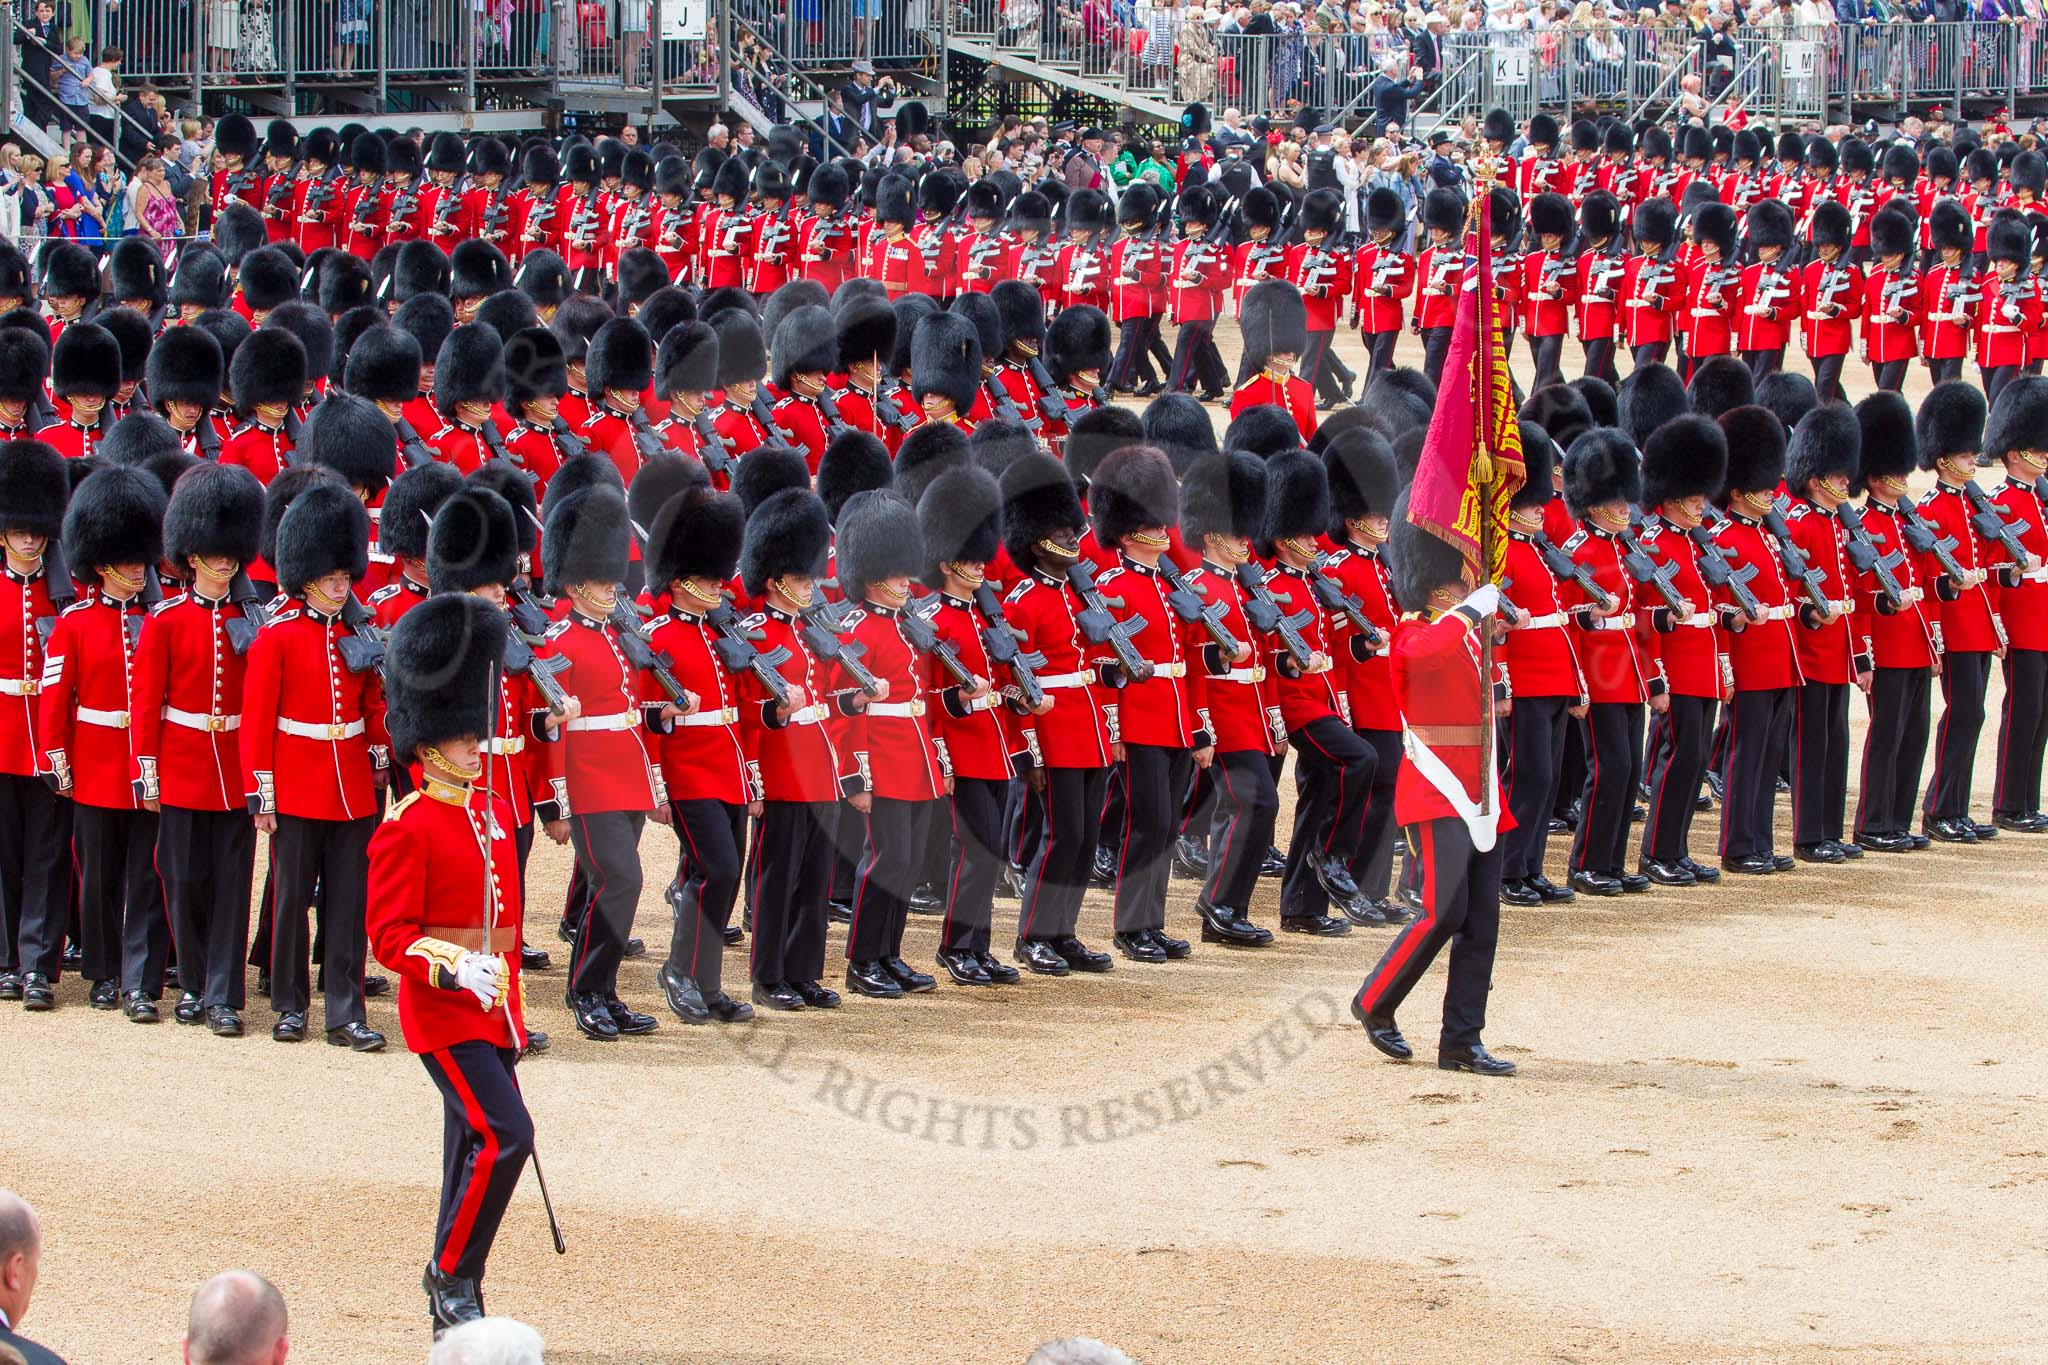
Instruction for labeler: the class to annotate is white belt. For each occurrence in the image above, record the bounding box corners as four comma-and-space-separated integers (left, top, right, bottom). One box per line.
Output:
1039, 671, 1094, 689
277, 717, 365, 740
1824, 598, 1855, 614
1588, 613, 1636, 631
865, 699, 927, 718
0, 678, 37, 696
1150, 661, 1187, 679
165, 707, 240, 732
783, 703, 827, 725
563, 711, 640, 733
1298, 656, 1333, 674
676, 706, 740, 728
1515, 612, 1566, 630
962, 692, 1002, 713
1219, 665, 1267, 684
486, 735, 526, 755
77, 706, 131, 728
1758, 604, 1797, 621
2016, 567, 2048, 584
1674, 614, 1715, 629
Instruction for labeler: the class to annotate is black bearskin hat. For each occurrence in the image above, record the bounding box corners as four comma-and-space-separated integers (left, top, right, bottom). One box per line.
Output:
698, 287, 759, 325
1928, 198, 1972, 256
837, 490, 925, 600
229, 327, 305, 413
1514, 422, 1557, 510
300, 390, 396, 495
383, 593, 508, 761
1064, 405, 1143, 487
1744, 199, 1795, 254
1809, 200, 1852, 253
450, 240, 513, 301
318, 251, 374, 316
1838, 137, 1874, 178
211, 203, 268, 268
1732, 128, 1762, 167
1238, 280, 1308, 372
711, 311, 766, 390
912, 313, 981, 414
1870, 202, 1917, 261
772, 305, 840, 392
893, 420, 970, 510
434, 325, 506, 414
889, 295, 937, 376
1482, 108, 1515, 146
0, 330, 49, 405
586, 318, 654, 397
1364, 368, 1438, 442
502, 325, 568, 409
951, 292, 1004, 368
1324, 427, 1399, 524
1640, 414, 1728, 509
395, 293, 457, 373
1521, 383, 1595, 452
1692, 201, 1738, 261
99, 308, 152, 387
170, 248, 228, 311
426, 486, 519, 594
392, 240, 450, 304
260, 465, 339, 566
809, 163, 851, 210
1421, 187, 1465, 236
274, 479, 369, 588
1689, 355, 1754, 420
1089, 445, 1178, 548
1180, 450, 1266, 545
649, 486, 745, 589
1364, 187, 1404, 235
1717, 405, 1787, 496
1221, 403, 1300, 462
2010, 150, 2046, 198
761, 281, 830, 354
654, 321, 717, 399
164, 461, 264, 567
214, 113, 260, 162
1241, 186, 1281, 233
1634, 196, 1677, 248
1987, 375, 2048, 465
1389, 487, 1471, 611
1619, 362, 1689, 449
1786, 402, 1859, 491
0, 439, 69, 539
1527, 192, 1573, 242
999, 451, 1084, 570
1300, 187, 1344, 237
990, 280, 1045, 350
1882, 141, 1921, 186
468, 135, 512, 180
343, 324, 422, 403
1141, 392, 1217, 475
1853, 391, 1919, 490
729, 445, 809, 519
539, 454, 625, 525
627, 457, 708, 549
1258, 448, 1330, 548
466, 461, 538, 558
1572, 376, 1617, 432
635, 287, 696, 348
918, 465, 1002, 584
739, 488, 831, 597
836, 296, 896, 372
264, 301, 335, 386
1578, 191, 1619, 243
1562, 429, 1641, 518
542, 485, 629, 595
52, 323, 121, 399
109, 238, 166, 306
513, 249, 569, 309
967, 419, 1034, 483
384, 135, 422, 179
237, 246, 299, 312
1989, 210, 2033, 266
1755, 370, 1818, 436
1916, 380, 1986, 470
1047, 306, 1111, 387
818, 431, 894, 525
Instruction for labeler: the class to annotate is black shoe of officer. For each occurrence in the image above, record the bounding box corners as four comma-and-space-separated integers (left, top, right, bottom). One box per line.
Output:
1052, 935, 1113, 972
1855, 831, 1912, 853
751, 981, 805, 1011
704, 989, 754, 1022
1998, 811, 2048, 832
1775, 776, 1791, 794
604, 997, 657, 1034
327, 1020, 386, 1051
1343, 892, 1392, 923
122, 991, 159, 1023
1829, 838, 1864, 859
272, 1011, 307, 1042
1143, 928, 1191, 959
1618, 872, 1652, 893
621, 937, 647, 958
977, 951, 1022, 983
1500, 878, 1542, 907
658, 965, 709, 1023
1002, 863, 1027, 898
0, 972, 20, 1002
1258, 846, 1286, 877
1770, 853, 1796, 872
1197, 900, 1273, 945
1925, 817, 1977, 844
363, 974, 390, 998
520, 944, 551, 971
1089, 845, 1118, 887
425, 1263, 484, 1333
88, 979, 118, 1009
792, 979, 842, 1009
1279, 913, 1351, 936
1014, 939, 1070, 976
21, 974, 53, 1010
1113, 931, 1166, 963
556, 918, 577, 943
1350, 995, 1412, 1060
1719, 852, 1774, 875
936, 948, 993, 985
567, 991, 620, 1039
1568, 869, 1624, 897
1171, 835, 1210, 879
1439, 1042, 1518, 1076
1314, 855, 1361, 903
908, 884, 945, 914
1694, 792, 1714, 811
1641, 859, 1697, 887
256, 969, 271, 995
61, 944, 81, 971
1705, 769, 1725, 801
1679, 856, 1720, 884
1970, 819, 1998, 840
206, 1005, 244, 1037
1629, 804, 1647, 823
845, 960, 904, 998
1527, 873, 1576, 902
723, 924, 744, 945
1795, 842, 1846, 865
174, 990, 204, 1024
1546, 816, 1571, 835
882, 956, 938, 992
521, 1030, 550, 1055
1379, 898, 1417, 925
826, 898, 854, 925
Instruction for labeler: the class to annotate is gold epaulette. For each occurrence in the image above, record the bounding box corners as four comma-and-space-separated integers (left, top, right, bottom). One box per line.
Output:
385, 789, 423, 821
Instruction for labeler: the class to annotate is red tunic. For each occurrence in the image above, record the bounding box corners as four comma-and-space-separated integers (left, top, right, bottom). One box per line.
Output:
1321, 544, 1400, 730
1390, 608, 1515, 831
1860, 265, 1921, 364
1853, 499, 1939, 670
39, 593, 146, 809
1561, 529, 1653, 704
922, 593, 1019, 781
1168, 238, 1231, 325
1973, 279, 2039, 369
1186, 562, 1280, 757
533, 610, 664, 818
1353, 243, 1413, 335
1916, 481, 2005, 656
129, 591, 248, 812
646, 607, 749, 806
1002, 572, 1114, 770
1088, 561, 1211, 750
1710, 513, 1804, 692
1499, 532, 1586, 702
1632, 519, 1725, 699
1413, 245, 1465, 331
733, 606, 847, 804
1261, 561, 1353, 732
0, 568, 59, 778
1990, 477, 2048, 652
831, 603, 946, 801
1228, 373, 1315, 439
239, 603, 390, 821
1917, 263, 1978, 361
1800, 259, 1862, 358
1286, 241, 1350, 333
1574, 249, 1628, 342
369, 574, 431, 631
1783, 498, 1861, 683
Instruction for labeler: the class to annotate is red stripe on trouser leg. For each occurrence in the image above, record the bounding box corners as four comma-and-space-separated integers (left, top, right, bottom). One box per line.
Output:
1357, 822, 1439, 1015
429, 1048, 501, 1277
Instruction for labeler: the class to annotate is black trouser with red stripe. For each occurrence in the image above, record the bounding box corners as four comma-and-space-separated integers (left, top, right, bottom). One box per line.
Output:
158, 804, 256, 1010
1282, 716, 1375, 919
1793, 680, 1852, 847
1108, 316, 1161, 391
1632, 341, 1670, 371
1420, 326, 1453, 386
1500, 695, 1571, 882
1528, 333, 1566, 391
1995, 648, 2048, 819
664, 798, 745, 995
848, 795, 936, 963
1201, 748, 1277, 916
1356, 816, 1502, 1050
74, 804, 164, 995
942, 776, 1008, 954
269, 812, 375, 1025
1926, 356, 1965, 386
1168, 320, 1226, 394
1872, 359, 1910, 392
1810, 352, 1847, 404
1642, 694, 1711, 865
1984, 363, 2021, 413
1582, 336, 1619, 386
1740, 348, 1782, 378
1019, 766, 1108, 945
0, 772, 73, 980
749, 799, 833, 986
1112, 743, 1192, 937
1857, 666, 1932, 839
1301, 329, 1354, 404
564, 810, 645, 1000
1722, 686, 1796, 859
421, 1042, 533, 1283
1571, 701, 1644, 877
1348, 727, 1402, 903
1361, 329, 1399, 388
1925, 650, 1992, 824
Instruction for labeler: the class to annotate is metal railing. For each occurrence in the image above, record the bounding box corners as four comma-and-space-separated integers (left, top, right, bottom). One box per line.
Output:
730, 0, 938, 71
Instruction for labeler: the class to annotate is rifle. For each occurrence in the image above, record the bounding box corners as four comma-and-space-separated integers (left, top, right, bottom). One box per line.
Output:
798, 597, 885, 698
481, 185, 510, 242
1894, 503, 1970, 585
690, 408, 736, 479
969, 582, 1048, 712
1938, 265, 1980, 323
1761, 501, 1832, 615
1634, 257, 1675, 310
1834, 502, 1908, 611
346, 173, 387, 238
1959, 480, 2033, 573
1812, 262, 1855, 318
1155, 558, 1241, 657
1306, 554, 1385, 652
1744, 263, 1795, 318
1588, 249, 1628, 302
1686, 522, 1763, 622
503, 630, 572, 715
431, 177, 465, 238
224, 570, 268, 655
1298, 245, 1340, 299
751, 211, 790, 283
1064, 561, 1153, 683
627, 409, 669, 468
393, 415, 436, 470
549, 416, 589, 460
898, 595, 979, 688
1533, 531, 1617, 614
1616, 527, 1687, 620
387, 177, 424, 237
1538, 252, 1572, 297
1233, 562, 1317, 673
813, 386, 855, 442
1996, 279, 2032, 329
964, 230, 1008, 283
703, 601, 793, 708
301, 168, 340, 224
621, 193, 652, 249
604, 600, 691, 707
1880, 264, 1918, 319
523, 191, 559, 243
983, 375, 1034, 431
336, 594, 387, 673
1062, 243, 1104, 303
1023, 355, 1070, 429
873, 380, 922, 434
1367, 247, 1406, 295
264, 164, 297, 223
567, 195, 601, 251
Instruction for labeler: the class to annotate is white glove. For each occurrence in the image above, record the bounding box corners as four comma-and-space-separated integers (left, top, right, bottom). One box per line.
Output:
1461, 584, 1501, 619
454, 952, 502, 1009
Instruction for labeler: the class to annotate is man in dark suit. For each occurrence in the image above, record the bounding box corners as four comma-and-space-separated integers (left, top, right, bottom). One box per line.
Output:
839, 60, 897, 137
811, 87, 858, 161
0, 1192, 63, 1365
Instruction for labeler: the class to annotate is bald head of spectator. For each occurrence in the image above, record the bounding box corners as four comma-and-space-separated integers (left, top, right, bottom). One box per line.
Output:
428, 1317, 544, 1365
182, 1271, 289, 1365
0, 1191, 41, 1332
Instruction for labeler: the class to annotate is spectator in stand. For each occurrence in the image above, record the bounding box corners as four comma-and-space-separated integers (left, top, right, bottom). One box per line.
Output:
0, 149, 20, 246
52, 144, 105, 249
1367, 51, 1426, 133
53, 37, 94, 146
85, 47, 123, 153
428, 1318, 544, 1365
15, 2, 65, 139
1269, 138, 1308, 188
841, 61, 898, 136
0, 1191, 61, 1365
182, 1272, 289, 1365
14, 154, 56, 256
1178, 8, 1218, 102
129, 155, 184, 245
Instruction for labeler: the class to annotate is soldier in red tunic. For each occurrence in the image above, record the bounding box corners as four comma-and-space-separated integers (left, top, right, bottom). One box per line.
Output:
43, 468, 169, 1017
1166, 186, 1231, 399
1352, 188, 1414, 391
1412, 188, 1467, 387
829, 296, 900, 453
1574, 192, 1628, 386
710, 312, 776, 463
1974, 213, 2039, 412
498, 326, 577, 499
1287, 188, 1357, 408
365, 593, 534, 1334
1917, 199, 1976, 388
427, 326, 509, 475
1044, 305, 1110, 437
1352, 497, 1517, 1077
910, 312, 981, 437
0, 443, 72, 1011
38, 239, 97, 345
1229, 280, 1316, 439
1521, 193, 1579, 392
797, 164, 857, 294
208, 113, 265, 220
40, 323, 118, 460
148, 327, 225, 461
1622, 199, 1681, 372
1861, 203, 1921, 394
1981, 379, 2048, 832
372, 463, 461, 631
768, 305, 841, 474
136, 464, 267, 1035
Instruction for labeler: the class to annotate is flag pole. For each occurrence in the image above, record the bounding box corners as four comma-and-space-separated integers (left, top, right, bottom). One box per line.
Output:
1473, 159, 1499, 821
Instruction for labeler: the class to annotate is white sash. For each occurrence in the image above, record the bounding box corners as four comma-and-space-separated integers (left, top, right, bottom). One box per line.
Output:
1401, 726, 1500, 852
